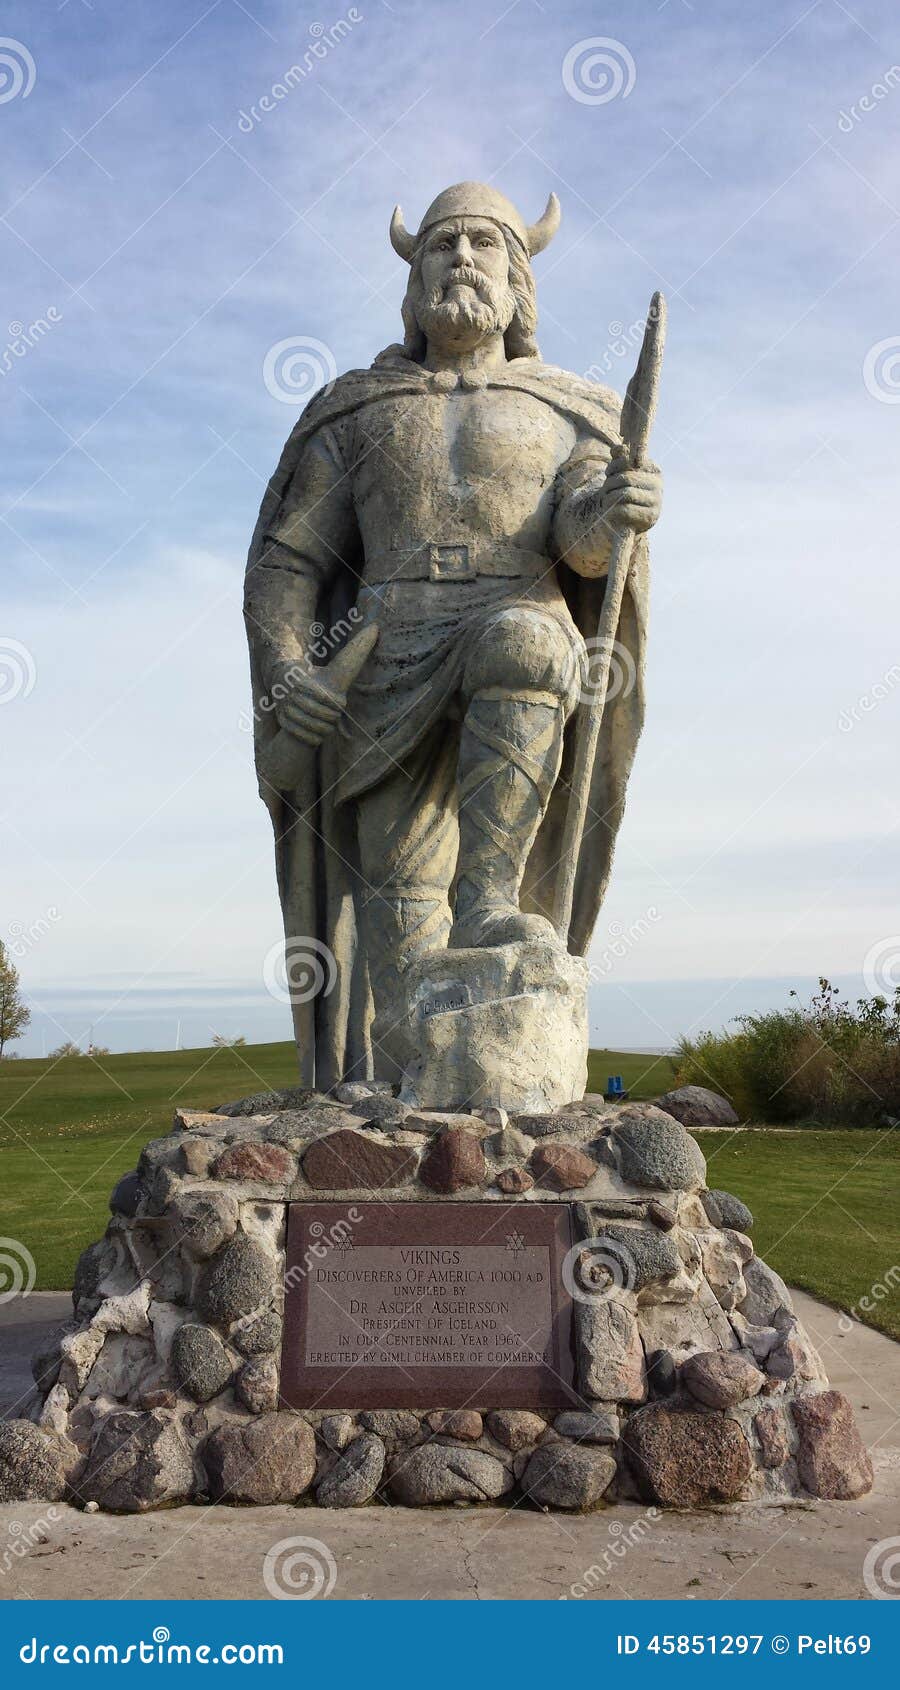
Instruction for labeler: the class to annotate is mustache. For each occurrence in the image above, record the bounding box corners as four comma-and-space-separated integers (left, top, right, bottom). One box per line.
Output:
412, 272, 518, 339
423, 270, 505, 316
442, 266, 488, 291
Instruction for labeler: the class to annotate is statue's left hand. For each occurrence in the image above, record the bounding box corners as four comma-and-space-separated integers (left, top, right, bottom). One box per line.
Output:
600, 455, 663, 534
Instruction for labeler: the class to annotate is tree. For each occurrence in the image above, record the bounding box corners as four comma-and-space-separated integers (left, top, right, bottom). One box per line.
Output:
48, 1040, 81, 1058
0, 941, 31, 1059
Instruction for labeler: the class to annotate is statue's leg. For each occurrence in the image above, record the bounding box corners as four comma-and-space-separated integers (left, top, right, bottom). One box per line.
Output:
450, 605, 582, 950
355, 726, 459, 1072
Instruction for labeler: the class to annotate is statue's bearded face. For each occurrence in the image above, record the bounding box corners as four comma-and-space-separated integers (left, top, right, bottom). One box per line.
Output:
414, 217, 517, 346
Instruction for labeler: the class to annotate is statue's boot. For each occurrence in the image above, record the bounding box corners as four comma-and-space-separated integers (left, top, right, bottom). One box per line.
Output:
449, 688, 565, 949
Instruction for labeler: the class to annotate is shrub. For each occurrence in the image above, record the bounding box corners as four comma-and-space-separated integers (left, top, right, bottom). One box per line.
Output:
675, 979, 900, 1125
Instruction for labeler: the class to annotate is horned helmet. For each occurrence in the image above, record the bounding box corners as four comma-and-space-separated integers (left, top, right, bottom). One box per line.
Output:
389, 181, 560, 263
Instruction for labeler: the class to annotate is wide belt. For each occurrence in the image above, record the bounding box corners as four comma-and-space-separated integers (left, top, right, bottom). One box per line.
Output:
363, 542, 550, 585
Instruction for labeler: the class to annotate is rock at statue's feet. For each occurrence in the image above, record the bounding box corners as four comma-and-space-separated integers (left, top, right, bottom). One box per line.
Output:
392, 935, 588, 1113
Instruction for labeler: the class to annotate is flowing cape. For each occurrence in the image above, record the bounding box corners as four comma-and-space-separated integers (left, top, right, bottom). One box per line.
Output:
245, 350, 649, 1086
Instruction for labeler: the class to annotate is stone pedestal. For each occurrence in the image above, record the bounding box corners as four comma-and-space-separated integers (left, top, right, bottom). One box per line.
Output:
390, 937, 589, 1113
2, 1088, 873, 1515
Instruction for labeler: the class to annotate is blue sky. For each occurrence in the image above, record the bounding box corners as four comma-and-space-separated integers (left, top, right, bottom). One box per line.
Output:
2, 0, 899, 1057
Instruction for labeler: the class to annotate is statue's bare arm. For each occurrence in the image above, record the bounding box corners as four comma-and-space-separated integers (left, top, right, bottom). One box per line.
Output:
552, 435, 662, 579
244, 424, 366, 748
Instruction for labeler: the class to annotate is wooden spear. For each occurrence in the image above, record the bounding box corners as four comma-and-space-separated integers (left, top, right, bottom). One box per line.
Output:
552, 290, 667, 948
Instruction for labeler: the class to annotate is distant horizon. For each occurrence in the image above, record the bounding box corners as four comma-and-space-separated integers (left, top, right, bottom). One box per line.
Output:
6, 969, 871, 1061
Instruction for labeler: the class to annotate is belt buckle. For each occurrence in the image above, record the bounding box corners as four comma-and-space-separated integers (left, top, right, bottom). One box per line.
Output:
428, 543, 474, 582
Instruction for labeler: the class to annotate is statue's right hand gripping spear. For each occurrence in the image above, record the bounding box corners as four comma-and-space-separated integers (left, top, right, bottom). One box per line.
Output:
552, 290, 667, 948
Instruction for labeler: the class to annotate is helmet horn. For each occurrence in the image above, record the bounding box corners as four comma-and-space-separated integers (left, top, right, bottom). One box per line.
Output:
525, 191, 561, 256
389, 204, 417, 263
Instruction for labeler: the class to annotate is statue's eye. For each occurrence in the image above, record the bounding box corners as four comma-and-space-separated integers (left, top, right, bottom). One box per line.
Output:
478, 238, 494, 248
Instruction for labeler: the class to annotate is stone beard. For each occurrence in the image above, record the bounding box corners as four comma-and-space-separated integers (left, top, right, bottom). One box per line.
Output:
401, 229, 537, 359
244, 183, 660, 1095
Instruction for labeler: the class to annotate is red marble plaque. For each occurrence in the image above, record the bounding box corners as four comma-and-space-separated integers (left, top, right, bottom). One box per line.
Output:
280, 1201, 577, 1409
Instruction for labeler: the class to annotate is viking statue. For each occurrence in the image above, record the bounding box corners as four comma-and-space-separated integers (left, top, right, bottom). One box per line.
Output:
245, 183, 662, 1096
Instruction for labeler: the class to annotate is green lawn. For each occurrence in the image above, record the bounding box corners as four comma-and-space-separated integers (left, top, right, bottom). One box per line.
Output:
0, 1041, 312, 1290
0, 1043, 897, 1341
0, 1041, 310, 1151
700, 1127, 900, 1341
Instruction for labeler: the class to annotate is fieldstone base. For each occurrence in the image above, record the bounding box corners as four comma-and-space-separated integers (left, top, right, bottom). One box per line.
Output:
7, 1085, 872, 1515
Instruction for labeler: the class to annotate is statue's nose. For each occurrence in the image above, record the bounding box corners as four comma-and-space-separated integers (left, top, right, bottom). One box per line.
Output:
450, 234, 473, 265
